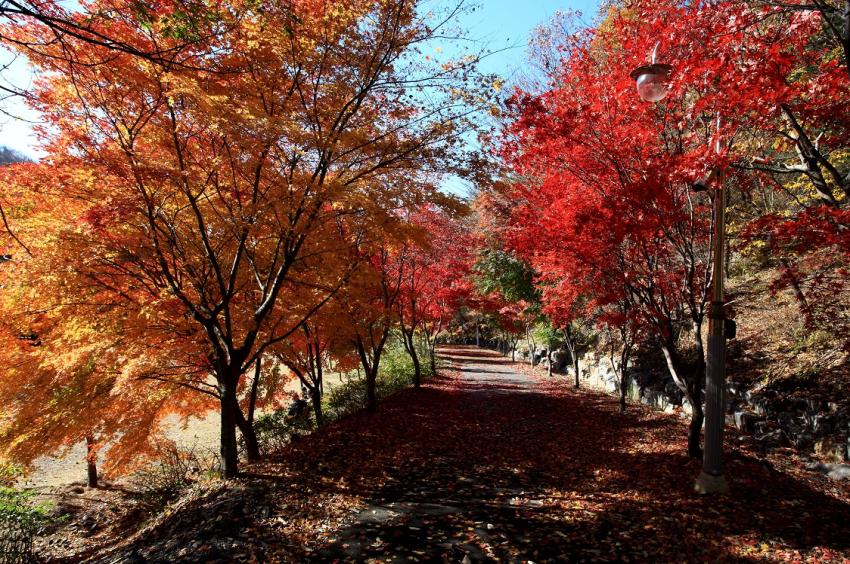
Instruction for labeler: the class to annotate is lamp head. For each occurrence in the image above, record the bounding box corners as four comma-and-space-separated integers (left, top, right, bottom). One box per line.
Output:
629, 63, 673, 103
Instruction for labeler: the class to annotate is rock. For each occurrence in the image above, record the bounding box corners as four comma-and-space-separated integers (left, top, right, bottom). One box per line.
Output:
755, 429, 787, 451
734, 411, 765, 434
777, 412, 795, 429
753, 421, 770, 437
790, 431, 815, 451
808, 462, 850, 481
814, 437, 848, 463
805, 398, 825, 414
533, 351, 546, 366
79, 513, 98, 533
811, 414, 834, 436
551, 350, 568, 371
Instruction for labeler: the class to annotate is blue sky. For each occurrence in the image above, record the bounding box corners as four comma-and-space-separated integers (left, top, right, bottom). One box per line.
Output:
0, 0, 600, 158
449, 0, 599, 76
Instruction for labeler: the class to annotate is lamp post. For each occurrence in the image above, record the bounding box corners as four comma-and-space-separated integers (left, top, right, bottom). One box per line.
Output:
630, 54, 730, 495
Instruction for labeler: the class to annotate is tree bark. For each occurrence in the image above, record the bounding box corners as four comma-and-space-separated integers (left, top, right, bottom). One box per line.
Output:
619, 375, 628, 414
219, 382, 240, 478
235, 407, 261, 462
411, 351, 422, 388
661, 342, 703, 459
247, 357, 262, 429
842, 0, 850, 82
526, 325, 536, 366
688, 383, 705, 460
401, 327, 422, 389
366, 368, 378, 412
85, 435, 98, 488
564, 326, 580, 388
618, 345, 631, 414
312, 390, 324, 428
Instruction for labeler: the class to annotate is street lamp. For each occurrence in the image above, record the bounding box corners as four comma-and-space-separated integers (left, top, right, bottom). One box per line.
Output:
630, 51, 731, 495
629, 44, 672, 103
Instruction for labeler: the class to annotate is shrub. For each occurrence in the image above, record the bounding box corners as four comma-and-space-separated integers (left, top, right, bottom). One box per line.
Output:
324, 340, 435, 421
130, 441, 219, 505
254, 408, 314, 453
324, 372, 368, 421
0, 486, 51, 530
0, 464, 52, 564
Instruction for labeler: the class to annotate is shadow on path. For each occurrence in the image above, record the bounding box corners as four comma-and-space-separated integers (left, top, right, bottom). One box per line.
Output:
92, 346, 850, 563
260, 346, 850, 563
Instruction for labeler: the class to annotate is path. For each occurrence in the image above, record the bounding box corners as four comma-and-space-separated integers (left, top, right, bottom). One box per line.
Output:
85, 346, 850, 563
289, 347, 850, 562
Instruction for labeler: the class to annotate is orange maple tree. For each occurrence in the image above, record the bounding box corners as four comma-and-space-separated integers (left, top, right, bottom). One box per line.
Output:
0, 0, 488, 477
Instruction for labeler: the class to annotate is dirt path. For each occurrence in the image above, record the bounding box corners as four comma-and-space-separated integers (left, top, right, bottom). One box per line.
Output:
74, 346, 850, 563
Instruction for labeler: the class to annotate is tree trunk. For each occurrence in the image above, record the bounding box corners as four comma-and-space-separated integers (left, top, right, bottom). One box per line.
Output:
842, 0, 850, 82
526, 326, 536, 366
411, 352, 422, 388
235, 408, 261, 462
564, 327, 580, 389
661, 342, 703, 459
402, 328, 422, 389
247, 357, 262, 428
220, 382, 240, 478
688, 383, 705, 460
618, 345, 631, 414
619, 375, 628, 413
314, 358, 325, 428
780, 258, 813, 325
85, 435, 98, 488
312, 390, 324, 428
573, 355, 580, 388
366, 368, 378, 412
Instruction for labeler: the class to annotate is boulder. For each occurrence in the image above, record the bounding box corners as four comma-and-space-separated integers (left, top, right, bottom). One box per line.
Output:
777, 412, 796, 429
754, 429, 787, 451
814, 436, 848, 464
808, 462, 850, 482
805, 398, 826, 414
790, 430, 815, 451
733, 411, 765, 434
550, 350, 568, 371
753, 421, 771, 437
811, 414, 834, 436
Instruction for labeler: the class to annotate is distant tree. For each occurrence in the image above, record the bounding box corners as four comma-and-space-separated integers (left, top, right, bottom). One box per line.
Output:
0, 146, 28, 165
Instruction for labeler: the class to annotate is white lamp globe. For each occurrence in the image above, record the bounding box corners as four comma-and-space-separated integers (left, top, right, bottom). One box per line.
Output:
630, 64, 673, 103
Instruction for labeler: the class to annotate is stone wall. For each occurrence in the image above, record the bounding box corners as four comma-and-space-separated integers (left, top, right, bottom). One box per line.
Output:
518, 346, 849, 464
